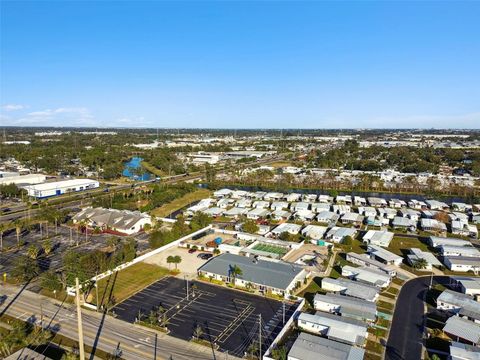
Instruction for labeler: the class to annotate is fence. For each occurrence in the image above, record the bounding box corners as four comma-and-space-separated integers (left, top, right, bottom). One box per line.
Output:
263, 297, 305, 360
67, 224, 213, 296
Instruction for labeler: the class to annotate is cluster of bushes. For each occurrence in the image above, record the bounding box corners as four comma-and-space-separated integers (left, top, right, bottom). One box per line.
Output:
149, 213, 212, 249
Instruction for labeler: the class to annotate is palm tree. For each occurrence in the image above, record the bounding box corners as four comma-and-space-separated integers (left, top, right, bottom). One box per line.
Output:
13, 219, 22, 247
27, 245, 40, 259
193, 325, 203, 340
229, 265, 242, 285
42, 239, 53, 256
159, 313, 169, 329
172, 255, 182, 270
413, 258, 429, 270
166, 255, 174, 269
0, 223, 6, 252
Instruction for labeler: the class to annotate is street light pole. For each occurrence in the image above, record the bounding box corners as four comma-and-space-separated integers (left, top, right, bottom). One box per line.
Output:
75, 277, 85, 360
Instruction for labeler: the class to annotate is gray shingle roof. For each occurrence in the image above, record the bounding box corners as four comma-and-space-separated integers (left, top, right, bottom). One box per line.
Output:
197, 253, 303, 290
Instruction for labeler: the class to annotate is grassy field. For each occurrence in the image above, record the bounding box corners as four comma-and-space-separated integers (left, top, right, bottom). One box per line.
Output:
387, 236, 430, 256
268, 161, 293, 168
141, 161, 165, 176
92, 262, 169, 307
151, 188, 212, 217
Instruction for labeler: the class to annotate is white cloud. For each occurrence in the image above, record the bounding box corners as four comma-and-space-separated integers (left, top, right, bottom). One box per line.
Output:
2, 104, 28, 111
11, 107, 96, 127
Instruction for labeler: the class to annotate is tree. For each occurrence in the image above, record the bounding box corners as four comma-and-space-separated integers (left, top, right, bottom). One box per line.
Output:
413, 258, 429, 270
172, 255, 182, 270
343, 236, 353, 246
242, 219, 259, 234
0, 223, 6, 252
159, 313, 169, 329
13, 219, 22, 247
166, 255, 174, 269
271, 346, 288, 360
148, 310, 158, 325
193, 325, 203, 340
27, 244, 40, 259
42, 239, 53, 255
11, 255, 39, 282
229, 264, 242, 284
190, 212, 212, 231
40, 271, 63, 291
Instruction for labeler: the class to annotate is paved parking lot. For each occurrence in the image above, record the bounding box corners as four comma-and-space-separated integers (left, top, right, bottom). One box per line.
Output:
113, 277, 298, 357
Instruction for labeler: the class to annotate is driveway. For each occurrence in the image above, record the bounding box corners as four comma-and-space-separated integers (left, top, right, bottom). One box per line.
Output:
385, 276, 451, 360
143, 246, 208, 276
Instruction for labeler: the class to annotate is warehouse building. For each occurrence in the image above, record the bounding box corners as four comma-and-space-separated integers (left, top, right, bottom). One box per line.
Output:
22, 179, 99, 198
0, 173, 47, 186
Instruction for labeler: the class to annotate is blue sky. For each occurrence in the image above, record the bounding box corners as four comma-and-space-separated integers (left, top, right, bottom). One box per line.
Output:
1, 1, 479, 129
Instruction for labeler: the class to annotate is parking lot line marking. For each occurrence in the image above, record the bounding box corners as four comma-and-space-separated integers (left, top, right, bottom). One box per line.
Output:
215, 304, 255, 344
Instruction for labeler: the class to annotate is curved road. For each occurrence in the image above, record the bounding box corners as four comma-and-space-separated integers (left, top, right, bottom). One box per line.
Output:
385, 276, 451, 360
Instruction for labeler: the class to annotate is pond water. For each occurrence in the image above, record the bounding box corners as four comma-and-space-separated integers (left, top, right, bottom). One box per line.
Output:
122, 157, 152, 181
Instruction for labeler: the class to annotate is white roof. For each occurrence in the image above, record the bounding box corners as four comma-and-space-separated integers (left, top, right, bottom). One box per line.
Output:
362, 230, 394, 247
368, 245, 403, 263
23, 178, 98, 191
302, 225, 328, 239
298, 312, 367, 346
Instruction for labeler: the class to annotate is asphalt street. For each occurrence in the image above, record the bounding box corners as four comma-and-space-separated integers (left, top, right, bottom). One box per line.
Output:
0, 283, 239, 360
385, 276, 451, 360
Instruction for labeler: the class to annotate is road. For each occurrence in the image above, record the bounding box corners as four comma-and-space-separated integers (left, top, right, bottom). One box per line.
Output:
0, 283, 236, 360
385, 276, 451, 360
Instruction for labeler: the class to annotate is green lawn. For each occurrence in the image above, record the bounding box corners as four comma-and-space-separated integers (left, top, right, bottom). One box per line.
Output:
377, 300, 395, 311
92, 262, 169, 307
365, 340, 383, 355
141, 161, 166, 176
252, 243, 287, 255
298, 276, 327, 306
151, 189, 212, 217
387, 236, 430, 256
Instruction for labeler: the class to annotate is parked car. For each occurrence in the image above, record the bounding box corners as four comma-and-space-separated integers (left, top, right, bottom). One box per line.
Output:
198, 253, 213, 260
188, 248, 197, 254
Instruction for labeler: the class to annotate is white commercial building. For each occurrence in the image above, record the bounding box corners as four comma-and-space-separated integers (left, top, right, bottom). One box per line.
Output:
0, 173, 47, 186
22, 179, 99, 198
72, 207, 151, 235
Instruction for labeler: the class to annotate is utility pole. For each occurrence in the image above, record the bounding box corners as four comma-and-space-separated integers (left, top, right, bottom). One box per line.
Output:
185, 276, 189, 300
75, 277, 85, 360
95, 276, 99, 312
258, 314, 262, 360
